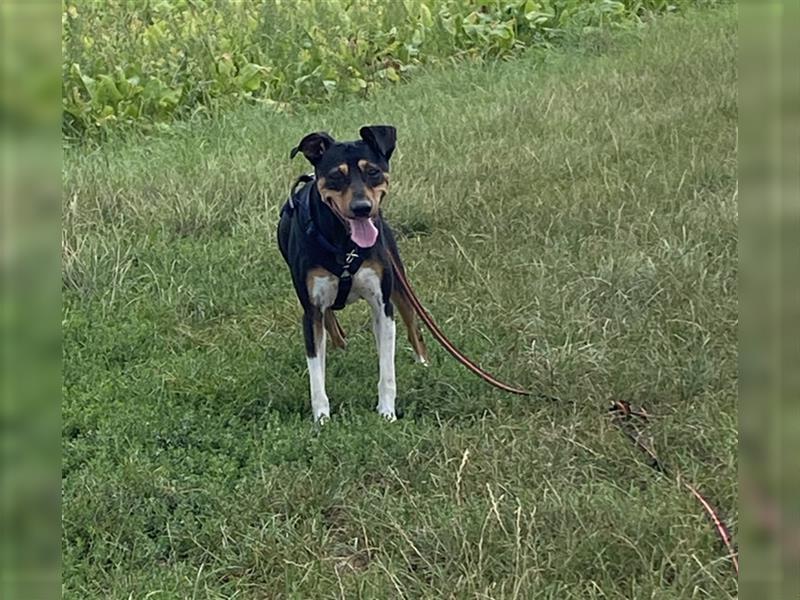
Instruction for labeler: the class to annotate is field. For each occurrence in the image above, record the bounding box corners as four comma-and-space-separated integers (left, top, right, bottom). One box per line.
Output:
62, 6, 738, 598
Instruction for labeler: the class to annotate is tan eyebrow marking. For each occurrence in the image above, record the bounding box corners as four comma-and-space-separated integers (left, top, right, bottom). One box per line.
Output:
358, 159, 382, 173
337, 163, 348, 175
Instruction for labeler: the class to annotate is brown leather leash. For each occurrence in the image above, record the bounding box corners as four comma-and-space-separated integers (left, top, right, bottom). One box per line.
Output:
388, 255, 737, 579
388, 254, 531, 396
609, 401, 740, 577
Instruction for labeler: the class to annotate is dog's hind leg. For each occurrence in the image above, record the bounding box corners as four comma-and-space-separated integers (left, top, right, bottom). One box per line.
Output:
382, 224, 428, 366
391, 286, 429, 365
303, 309, 329, 422
323, 310, 347, 350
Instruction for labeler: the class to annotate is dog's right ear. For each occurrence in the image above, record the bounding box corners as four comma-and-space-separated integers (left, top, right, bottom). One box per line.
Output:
290, 131, 335, 165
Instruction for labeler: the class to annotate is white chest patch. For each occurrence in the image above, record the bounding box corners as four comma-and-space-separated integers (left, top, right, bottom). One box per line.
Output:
308, 266, 384, 311
347, 267, 383, 307
309, 274, 338, 311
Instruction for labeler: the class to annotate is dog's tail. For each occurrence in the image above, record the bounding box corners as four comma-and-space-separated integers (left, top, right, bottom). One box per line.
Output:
324, 311, 347, 349
385, 238, 531, 396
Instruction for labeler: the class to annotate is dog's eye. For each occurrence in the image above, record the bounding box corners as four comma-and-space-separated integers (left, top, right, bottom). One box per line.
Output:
326, 171, 347, 187
366, 167, 382, 179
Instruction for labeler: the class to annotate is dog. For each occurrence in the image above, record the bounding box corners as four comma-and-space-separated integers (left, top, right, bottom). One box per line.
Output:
277, 125, 428, 422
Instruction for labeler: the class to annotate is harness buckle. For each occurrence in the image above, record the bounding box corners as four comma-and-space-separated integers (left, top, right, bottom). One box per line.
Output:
344, 250, 359, 265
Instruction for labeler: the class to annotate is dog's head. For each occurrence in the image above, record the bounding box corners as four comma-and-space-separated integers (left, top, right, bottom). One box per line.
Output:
290, 125, 396, 248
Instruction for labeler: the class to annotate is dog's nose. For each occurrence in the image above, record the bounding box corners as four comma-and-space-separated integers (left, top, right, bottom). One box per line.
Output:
349, 198, 372, 217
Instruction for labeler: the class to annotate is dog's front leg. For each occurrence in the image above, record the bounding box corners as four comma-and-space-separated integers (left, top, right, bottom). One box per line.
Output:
303, 308, 329, 422
369, 300, 397, 421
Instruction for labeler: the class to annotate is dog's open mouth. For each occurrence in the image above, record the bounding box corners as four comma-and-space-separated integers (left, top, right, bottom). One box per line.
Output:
347, 217, 378, 248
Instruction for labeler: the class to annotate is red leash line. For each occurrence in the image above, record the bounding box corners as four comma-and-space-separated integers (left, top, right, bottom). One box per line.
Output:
609, 403, 739, 577
389, 255, 531, 396
684, 482, 740, 576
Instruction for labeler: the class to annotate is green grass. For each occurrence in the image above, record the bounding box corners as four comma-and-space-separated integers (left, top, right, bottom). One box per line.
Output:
63, 7, 738, 598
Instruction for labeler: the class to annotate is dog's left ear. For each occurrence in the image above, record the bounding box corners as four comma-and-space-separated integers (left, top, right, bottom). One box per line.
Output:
359, 125, 396, 161
290, 131, 336, 165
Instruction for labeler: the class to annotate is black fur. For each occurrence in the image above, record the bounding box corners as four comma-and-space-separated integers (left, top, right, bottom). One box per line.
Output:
277, 126, 407, 358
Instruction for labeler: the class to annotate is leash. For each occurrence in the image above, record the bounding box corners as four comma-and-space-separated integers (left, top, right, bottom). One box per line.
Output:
388, 253, 531, 396
387, 244, 738, 577
608, 401, 740, 577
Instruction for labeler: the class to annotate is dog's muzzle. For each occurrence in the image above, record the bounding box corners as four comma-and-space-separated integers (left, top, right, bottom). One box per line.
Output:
349, 198, 372, 217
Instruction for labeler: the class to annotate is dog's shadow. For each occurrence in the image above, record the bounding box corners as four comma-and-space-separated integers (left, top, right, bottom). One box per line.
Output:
251, 310, 561, 425
253, 357, 556, 428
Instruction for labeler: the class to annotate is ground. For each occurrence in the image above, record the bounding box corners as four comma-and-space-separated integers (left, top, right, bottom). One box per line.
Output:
63, 7, 738, 598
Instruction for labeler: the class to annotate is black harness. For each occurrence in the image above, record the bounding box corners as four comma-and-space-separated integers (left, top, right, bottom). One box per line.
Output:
281, 175, 375, 310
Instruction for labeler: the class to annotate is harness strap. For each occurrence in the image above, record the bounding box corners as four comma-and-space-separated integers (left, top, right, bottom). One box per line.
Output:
283, 177, 372, 311
331, 250, 361, 310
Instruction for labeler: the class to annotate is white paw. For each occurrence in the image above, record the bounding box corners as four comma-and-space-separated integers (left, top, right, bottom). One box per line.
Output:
314, 412, 330, 425
414, 354, 429, 367
376, 407, 397, 422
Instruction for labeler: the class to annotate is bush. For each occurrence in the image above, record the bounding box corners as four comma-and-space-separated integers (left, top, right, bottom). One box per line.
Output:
62, 0, 726, 142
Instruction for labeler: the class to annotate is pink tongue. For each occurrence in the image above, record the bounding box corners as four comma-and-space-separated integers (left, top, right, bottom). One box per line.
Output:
347, 218, 378, 248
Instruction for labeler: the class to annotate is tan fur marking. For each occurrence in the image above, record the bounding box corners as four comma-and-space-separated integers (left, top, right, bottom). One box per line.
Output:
317, 179, 353, 219
361, 258, 384, 279
358, 159, 384, 174
306, 266, 335, 306
365, 181, 388, 213
337, 163, 348, 175
306, 266, 333, 285
392, 286, 428, 362
324, 311, 347, 349
306, 267, 346, 347
357, 161, 389, 215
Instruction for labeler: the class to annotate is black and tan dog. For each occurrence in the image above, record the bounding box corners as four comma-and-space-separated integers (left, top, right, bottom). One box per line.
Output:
277, 125, 427, 422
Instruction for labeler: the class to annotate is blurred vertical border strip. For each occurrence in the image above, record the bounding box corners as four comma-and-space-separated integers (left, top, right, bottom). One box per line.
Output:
1, 1, 62, 599
780, 1, 800, 597
739, 1, 800, 599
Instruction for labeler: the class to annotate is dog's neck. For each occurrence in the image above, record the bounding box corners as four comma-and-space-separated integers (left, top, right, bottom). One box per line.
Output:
309, 184, 350, 249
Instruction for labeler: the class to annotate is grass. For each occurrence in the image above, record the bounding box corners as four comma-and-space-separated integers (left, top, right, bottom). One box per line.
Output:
63, 7, 738, 598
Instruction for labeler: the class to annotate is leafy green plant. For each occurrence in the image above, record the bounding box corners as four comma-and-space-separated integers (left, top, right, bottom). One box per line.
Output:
62, 0, 730, 142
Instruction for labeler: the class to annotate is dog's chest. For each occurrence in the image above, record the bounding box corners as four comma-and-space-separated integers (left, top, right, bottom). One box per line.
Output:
308, 267, 382, 310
